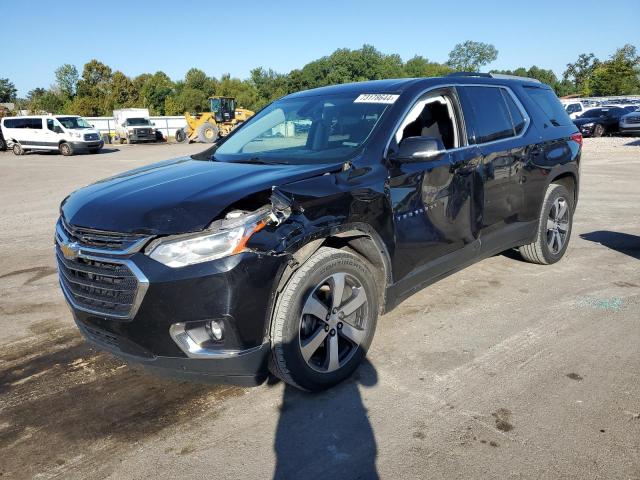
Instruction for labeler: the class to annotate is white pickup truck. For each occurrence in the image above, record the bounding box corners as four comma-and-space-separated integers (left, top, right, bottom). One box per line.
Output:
113, 108, 159, 144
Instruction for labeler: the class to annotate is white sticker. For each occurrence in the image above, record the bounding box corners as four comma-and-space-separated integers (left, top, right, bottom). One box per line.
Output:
354, 94, 399, 104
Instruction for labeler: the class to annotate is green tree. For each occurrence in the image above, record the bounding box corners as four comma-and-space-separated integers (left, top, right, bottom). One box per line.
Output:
76, 60, 113, 115
137, 71, 174, 115
55, 64, 79, 98
250, 67, 289, 108
589, 44, 640, 95
0, 78, 17, 102
562, 53, 600, 95
108, 71, 138, 110
404, 56, 452, 77
447, 41, 498, 71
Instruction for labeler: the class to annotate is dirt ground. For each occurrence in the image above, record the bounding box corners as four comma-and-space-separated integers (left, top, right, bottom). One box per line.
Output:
0, 138, 639, 479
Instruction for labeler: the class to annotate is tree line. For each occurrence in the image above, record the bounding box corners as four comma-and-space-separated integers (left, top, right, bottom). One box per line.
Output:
0, 41, 638, 117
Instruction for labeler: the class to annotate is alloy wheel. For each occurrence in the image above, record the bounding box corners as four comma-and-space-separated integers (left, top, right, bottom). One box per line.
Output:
546, 196, 569, 254
298, 272, 369, 373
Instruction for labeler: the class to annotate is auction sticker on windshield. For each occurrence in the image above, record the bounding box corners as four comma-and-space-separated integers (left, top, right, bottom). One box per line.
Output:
354, 94, 399, 104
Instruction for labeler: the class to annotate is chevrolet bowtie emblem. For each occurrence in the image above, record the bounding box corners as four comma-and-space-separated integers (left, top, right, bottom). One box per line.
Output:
60, 241, 81, 260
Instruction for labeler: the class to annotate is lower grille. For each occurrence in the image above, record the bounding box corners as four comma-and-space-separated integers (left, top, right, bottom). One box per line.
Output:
56, 245, 142, 319
81, 323, 121, 351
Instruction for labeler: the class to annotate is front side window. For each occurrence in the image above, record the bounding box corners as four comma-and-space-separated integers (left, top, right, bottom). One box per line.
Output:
394, 91, 461, 150
460, 86, 516, 144
214, 93, 390, 164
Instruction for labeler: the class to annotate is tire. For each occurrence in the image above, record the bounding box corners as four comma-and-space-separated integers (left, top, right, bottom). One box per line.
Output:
519, 183, 574, 265
175, 128, 188, 143
12, 143, 23, 156
269, 247, 379, 391
0, 136, 6, 151
197, 123, 219, 143
119, 137, 126, 145
593, 124, 604, 137
155, 130, 164, 142
59, 142, 73, 156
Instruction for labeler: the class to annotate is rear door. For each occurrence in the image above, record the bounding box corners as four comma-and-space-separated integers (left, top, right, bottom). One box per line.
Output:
457, 85, 530, 238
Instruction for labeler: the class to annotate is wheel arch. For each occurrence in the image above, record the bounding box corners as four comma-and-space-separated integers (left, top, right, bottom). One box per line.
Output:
268, 223, 393, 326
550, 171, 578, 205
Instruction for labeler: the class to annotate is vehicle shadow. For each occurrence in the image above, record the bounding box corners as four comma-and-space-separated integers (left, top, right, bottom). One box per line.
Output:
271, 358, 379, 480
580, 231, 640, 260
623, 138, 640, 146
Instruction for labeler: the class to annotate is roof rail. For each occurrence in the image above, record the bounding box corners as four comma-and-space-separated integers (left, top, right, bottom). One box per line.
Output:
447, 72, 491, 78
447, 72, 542, 84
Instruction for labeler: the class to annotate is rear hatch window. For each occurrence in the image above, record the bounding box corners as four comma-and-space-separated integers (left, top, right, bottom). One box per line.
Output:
524, 87, 573, 127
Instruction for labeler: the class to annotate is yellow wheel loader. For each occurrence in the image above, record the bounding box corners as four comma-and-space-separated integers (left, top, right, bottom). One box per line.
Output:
175, 96, 254, 143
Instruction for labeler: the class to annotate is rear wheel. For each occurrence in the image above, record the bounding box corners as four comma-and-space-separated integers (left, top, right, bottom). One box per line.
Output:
59, 142, 73, 156
269, 247, 379, 391
197, 123, 219, 143
519, 183, 573, 265
12, 143, 23, 155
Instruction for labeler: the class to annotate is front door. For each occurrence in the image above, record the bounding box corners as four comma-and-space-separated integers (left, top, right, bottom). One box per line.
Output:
388, 88, 482, 285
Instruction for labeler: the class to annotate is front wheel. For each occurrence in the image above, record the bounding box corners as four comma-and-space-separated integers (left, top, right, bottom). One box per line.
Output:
59, 142, 73, 156
269, 247, 379, 391
519, 183, 574, 265
593, 124, 605, 137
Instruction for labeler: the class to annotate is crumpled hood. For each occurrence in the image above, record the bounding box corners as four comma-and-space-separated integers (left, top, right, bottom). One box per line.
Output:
61, 157, 343, 235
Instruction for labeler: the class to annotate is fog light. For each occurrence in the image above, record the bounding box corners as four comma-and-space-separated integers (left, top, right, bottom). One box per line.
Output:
208, 320, 224, 341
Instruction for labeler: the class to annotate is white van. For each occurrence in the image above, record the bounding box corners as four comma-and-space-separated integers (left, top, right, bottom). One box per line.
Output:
0, 115, 104, 156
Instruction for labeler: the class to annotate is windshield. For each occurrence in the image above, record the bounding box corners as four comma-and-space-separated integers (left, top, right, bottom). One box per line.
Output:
213, 93, 392, 164
57, 116, 93, 129
125, 118, 151, 126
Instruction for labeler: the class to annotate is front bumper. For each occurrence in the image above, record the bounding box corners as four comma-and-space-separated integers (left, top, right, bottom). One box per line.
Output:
61, 249, 287, 385
619, 125, 640, 135
70, 140, 104, 151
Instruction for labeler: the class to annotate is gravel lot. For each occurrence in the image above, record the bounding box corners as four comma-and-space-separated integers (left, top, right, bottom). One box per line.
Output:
0, 138, 639, 479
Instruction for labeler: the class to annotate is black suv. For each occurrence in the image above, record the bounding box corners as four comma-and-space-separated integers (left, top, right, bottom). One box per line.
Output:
56, 73, 581, 391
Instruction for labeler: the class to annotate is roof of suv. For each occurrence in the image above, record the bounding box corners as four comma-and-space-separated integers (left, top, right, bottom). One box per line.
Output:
287, 74, 546, 99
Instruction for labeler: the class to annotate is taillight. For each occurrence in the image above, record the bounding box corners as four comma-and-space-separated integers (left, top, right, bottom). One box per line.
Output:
570, 132, 583, 147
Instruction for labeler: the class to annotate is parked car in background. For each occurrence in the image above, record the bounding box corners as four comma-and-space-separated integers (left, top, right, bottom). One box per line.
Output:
572, 107, 628, 137
1, 115, 103, 155
113, 108, 162, 144
619, 109, 640, 136
562, 100, 590, 119
57, 74, 581, 391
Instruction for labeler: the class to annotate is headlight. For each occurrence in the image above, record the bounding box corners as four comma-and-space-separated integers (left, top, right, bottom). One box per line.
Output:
146, 208, 271, 268
582, 122, 594, 128
73, 132, 82, 138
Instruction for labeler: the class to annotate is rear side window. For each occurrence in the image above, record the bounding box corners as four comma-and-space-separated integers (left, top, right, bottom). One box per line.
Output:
524, 87, 573, 126
459, 86, 518, 144
29, 118, 43, 129
3, 118, 43, 129
501, 90, 526, 134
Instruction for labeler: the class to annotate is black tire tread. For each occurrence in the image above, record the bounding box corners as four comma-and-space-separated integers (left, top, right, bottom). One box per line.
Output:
519, 183, 572, 265
269, 247, 373, 390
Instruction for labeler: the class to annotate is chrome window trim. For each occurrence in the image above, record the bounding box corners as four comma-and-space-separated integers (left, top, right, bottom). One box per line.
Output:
55, 224, 149, 320
384, 83, 532, 158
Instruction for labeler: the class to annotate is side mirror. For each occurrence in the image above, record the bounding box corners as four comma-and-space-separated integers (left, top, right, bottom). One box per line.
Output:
393, 136, 446, 162
152, 122, 156, 126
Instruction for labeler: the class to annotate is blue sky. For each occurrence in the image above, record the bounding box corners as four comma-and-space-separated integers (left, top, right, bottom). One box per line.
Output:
1, 0, 638, 97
